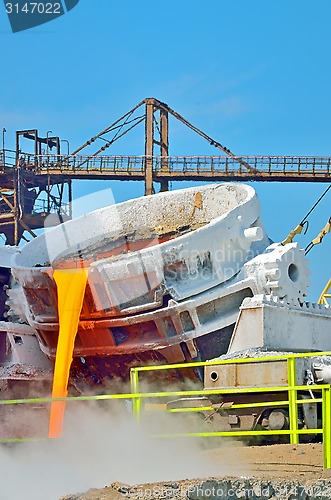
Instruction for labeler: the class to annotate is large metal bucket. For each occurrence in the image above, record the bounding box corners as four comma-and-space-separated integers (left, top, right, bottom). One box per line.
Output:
11, 183, 269, 361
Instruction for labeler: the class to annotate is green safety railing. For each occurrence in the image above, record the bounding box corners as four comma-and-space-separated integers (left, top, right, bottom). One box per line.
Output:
1, 351, 331, 469
129, 351, 331, 469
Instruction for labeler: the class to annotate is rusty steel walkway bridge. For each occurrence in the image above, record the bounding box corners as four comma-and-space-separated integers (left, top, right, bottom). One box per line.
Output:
1, 97, 331, 245
11, 153, 331, 184
2, 153, 331, 246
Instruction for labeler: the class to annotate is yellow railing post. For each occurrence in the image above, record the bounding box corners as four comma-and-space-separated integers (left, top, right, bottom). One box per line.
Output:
130, 368, 141, 422
287, 357, 299, 445
323, 387, 331, 469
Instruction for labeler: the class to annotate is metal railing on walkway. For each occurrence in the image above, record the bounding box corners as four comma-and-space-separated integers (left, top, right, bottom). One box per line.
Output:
7, 154, 331, 182
0, 149, 16, 171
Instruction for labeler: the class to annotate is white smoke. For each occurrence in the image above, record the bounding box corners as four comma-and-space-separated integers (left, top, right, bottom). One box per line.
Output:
0, 403, 243, 500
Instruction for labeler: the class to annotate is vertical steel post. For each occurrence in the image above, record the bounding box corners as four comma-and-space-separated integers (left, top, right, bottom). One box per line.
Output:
47, 174, 51, 213
68, 180, 73, 219
144, 98, 154, 196
13, 180, 18, 246
14, 131, 20, 245
287, 357, 299, 445
159, 107, 169, 192
130, 368, 141, 422
323, 387, 331, 469
2, 128, 6, 168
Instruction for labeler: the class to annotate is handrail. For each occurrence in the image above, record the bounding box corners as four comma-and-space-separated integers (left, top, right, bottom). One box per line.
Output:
5, 154, 331, 181
131, 350, 331, 372
0, 383, 330, 466
1, 351, 331, 469
129, 351, 331, 468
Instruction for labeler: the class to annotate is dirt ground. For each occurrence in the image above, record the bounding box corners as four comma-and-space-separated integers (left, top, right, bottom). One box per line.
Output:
61, 443, 330, 499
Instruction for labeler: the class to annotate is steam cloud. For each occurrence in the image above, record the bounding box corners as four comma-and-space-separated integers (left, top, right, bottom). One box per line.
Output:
0, 402, 242, 499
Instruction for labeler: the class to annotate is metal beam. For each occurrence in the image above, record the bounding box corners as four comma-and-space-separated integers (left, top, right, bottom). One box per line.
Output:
14, 155, 331, 182
154, 99, 256, 173
144, 98, 154, 195
71, 99, 146, 156
159, 107, 169, 192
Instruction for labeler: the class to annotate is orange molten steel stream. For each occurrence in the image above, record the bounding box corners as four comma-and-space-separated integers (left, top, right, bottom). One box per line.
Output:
48, 268, 89, 438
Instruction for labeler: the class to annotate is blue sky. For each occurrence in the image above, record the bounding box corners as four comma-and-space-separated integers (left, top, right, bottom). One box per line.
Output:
1, 0, 331, 299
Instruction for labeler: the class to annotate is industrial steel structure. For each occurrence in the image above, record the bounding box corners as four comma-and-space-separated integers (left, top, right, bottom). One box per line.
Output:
1, 99, 331, 445
0, 129, 72, 245
1, 97, 331, 245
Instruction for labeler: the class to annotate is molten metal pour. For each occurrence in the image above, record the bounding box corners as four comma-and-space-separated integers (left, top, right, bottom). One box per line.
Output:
48, 268, 89, 438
